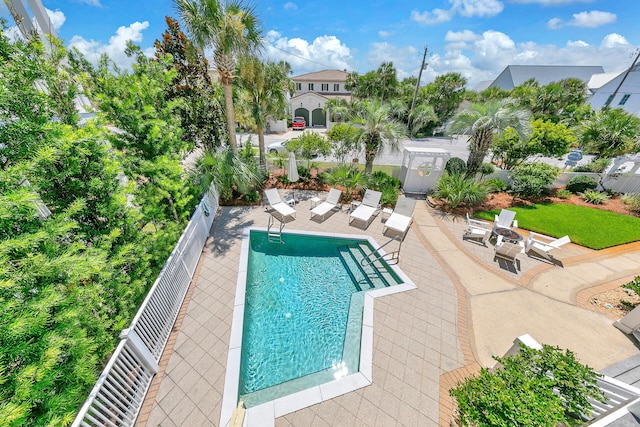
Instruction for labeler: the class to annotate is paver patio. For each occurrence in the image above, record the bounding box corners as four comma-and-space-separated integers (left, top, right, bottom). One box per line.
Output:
137, 190, 640, 427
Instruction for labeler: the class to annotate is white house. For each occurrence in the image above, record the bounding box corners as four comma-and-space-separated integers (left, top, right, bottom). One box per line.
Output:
487, 65, 604, 90
588, 65, 640, 115
290, 70, 352, 128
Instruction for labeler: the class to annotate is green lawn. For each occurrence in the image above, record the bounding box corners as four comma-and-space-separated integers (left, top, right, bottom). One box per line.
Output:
475, 204, 640, 250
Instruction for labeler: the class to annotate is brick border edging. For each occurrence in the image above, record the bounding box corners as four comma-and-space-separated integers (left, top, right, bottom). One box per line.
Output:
575, 274, 640, 320
135, 213, 219, 426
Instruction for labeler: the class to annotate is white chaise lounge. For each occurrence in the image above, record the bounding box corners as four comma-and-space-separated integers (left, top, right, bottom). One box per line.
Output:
383, 196, 416, 240
349, 189, 382, 229
264, 188, 296, 221
310, 188, 342, 222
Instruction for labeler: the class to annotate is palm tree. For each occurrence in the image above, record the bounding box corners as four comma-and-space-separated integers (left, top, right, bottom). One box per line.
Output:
349, 100, 407, 176
578, 108, 640, 158
174, 0, 262, 153
408, 103, 437, 137
236, 56, 293, 167
448, 99, 531, 177
324, 98, 350, 124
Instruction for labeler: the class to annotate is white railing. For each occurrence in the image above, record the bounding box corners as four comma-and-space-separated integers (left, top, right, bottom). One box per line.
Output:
72, 186, 219, 427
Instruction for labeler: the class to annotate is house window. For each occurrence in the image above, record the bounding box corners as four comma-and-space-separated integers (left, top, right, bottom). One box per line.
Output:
619, 94, 631, 106
321, 83, 329, 91
334, 83, 340, 91
295, 82, 301, 91
605, 95, 614, 106
308, 83, 314, 90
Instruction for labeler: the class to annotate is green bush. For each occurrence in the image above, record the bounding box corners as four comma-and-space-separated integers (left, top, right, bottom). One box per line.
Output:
572, 157, 611, 173
480, 163, 495, 178
484, 178, 508, 193
580, 189, 610, 205
450, 344, 605, 427
621, 193, 640, 213
623, 276, 640, 298
566, 175, 598, 193
555, 189, 572, 199
444, 157, 467, 176
243, 190, 260, 203
434, 173, 489, 209
380, 183, 399, 206
510, 162, 560, 198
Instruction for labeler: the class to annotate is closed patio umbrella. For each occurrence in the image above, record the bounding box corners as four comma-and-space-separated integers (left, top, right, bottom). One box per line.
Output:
287, 151, 299, 204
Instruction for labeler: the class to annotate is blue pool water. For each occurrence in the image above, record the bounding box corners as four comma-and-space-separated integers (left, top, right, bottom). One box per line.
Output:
238, 231, 399, 407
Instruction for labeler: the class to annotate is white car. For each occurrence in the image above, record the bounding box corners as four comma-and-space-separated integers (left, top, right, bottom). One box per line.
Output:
267, 140, 291, 154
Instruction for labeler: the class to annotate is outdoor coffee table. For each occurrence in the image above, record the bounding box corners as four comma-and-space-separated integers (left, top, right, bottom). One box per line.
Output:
493, 227, 523, 244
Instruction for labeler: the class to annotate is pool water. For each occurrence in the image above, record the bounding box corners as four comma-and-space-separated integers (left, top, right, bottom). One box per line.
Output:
238, 231, 400, 407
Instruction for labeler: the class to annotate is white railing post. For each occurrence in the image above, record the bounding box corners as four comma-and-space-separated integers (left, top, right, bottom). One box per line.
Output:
119, 329, 159, 374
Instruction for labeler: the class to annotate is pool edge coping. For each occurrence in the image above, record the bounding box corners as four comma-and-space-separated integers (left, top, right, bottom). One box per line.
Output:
219, 227, 417, 427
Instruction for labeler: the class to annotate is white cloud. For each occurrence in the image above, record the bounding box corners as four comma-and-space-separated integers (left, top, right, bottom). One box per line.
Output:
367, 42, 418, 79
547, 10, 616, 29
378, 30, 393, 38
412, 0, 503, 25
508, 0, 591, 4
69, 21, 152, 69
78, 0, 102, 6
45, 8, 66, 32
264, 31, 353, 73
601, 33, 629, 48
283, 2, 297, 10
445, 30, 479, 42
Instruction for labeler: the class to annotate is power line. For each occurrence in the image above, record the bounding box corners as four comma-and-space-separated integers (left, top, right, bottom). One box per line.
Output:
268, 44, 353, 73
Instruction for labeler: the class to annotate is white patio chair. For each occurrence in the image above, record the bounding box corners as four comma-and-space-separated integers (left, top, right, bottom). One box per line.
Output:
493, 209, 518, 234
383, 196, 417, 240
310, 188, 342, 222
494, 235, 524, 265
349, 189, 382, 229
264, 188, 296, 221
463, 213, 492, 246
524, 232, 571, 262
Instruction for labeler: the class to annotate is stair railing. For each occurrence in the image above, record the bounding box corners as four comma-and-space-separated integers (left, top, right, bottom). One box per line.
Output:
361, 236, 402, 267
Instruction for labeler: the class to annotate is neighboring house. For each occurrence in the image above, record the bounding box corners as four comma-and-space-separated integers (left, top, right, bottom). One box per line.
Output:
290, 69, 352, 128
487, 65, 604, 90
588, 65, 640, 115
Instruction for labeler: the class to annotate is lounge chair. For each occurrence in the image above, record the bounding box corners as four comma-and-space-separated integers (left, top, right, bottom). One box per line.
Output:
383, 196, 417, 239
463, 213, 492, 246
492, 209, 518, 235
264, 188, 296, 221
349, 189, 382, 229
310, 188, 342, 222
524, 232, 571, 262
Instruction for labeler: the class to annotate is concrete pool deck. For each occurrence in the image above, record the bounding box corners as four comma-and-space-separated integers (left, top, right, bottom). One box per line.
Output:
137, 191, 640, 427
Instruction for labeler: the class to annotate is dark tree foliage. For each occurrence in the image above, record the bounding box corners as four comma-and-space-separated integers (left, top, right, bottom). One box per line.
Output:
153, 16, 227, 152
511, 78, 588, 123
419, 72, 467, 127
345, 61, 399, 101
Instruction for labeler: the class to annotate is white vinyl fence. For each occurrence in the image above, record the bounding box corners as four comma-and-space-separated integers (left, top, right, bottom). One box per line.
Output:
72, 187, 219, 427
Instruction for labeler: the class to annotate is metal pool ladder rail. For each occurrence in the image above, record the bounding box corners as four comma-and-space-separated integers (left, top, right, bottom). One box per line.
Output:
267, 214, 285, 243
361, 236, 402, 267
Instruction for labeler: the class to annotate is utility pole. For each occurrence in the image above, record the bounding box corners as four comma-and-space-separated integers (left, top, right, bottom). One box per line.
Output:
411, 46, 428, 111
604, 49, 640, 108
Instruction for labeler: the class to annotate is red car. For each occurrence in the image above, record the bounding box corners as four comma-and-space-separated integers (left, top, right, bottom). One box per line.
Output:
292, 116, 306, 130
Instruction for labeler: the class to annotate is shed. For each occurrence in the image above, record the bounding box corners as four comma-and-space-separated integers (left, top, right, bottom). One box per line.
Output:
399, 147, 450, 194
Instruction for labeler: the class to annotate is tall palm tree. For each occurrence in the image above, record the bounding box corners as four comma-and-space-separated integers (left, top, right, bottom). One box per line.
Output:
349, 100, 407, 176
408, 103, 437, 137
174, 0, 262, 153
448, 99, 531, 177
236, 56, 293, 167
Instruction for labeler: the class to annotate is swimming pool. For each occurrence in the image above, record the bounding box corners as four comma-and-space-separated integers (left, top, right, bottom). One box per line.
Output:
220, 228, 416, 426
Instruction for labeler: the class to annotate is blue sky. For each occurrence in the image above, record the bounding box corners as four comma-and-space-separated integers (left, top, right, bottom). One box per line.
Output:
2, 0, 639, 88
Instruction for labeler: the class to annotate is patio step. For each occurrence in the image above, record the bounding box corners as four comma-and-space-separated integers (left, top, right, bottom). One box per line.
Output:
355, 243, 395, 288
336, 246, 371, 292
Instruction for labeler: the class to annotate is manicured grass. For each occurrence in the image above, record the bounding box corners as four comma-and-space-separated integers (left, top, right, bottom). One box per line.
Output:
475, 204, 640, 250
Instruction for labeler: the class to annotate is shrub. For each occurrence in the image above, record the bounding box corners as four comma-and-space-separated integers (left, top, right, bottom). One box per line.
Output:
434, 173, 489, 209
621, 193, 640, 213
450, 344, 605, 427
510, 162, 560, 198
623, 276, 640, 298
369, 170, 401, 190
243, 190, 260, 203
580, 189, 610, 205
480, 163, 495, 178
380, 183, 399, 206
484, 178, 508, 193
444, 157, 467, 176
555, 189, 572, 199
572, 157, 611, 173
566, 175, 598, 193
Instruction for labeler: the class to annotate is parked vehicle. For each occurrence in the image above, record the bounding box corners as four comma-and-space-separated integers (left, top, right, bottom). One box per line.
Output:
267, 139, 291, 154
292, 116, 306, 130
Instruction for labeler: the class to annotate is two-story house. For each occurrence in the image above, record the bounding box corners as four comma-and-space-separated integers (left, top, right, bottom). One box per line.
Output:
290, 70, 352, 128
